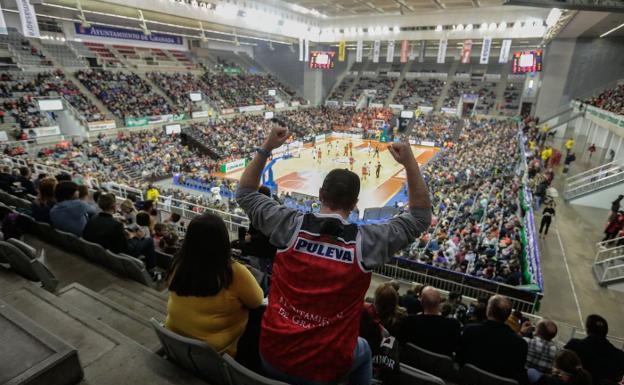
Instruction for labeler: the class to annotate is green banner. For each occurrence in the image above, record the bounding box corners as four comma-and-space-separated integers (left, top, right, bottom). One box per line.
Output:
172, 114, 186, 121
220, 158, 248, 173
223, 67, 241, 75
125, 117, 149, 127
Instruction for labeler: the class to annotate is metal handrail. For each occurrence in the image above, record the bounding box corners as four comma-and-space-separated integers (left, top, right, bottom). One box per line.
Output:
595, 236, 624, 250
566, 165, 622, 188
564, 170, 624, 199
566, 162, 618, 182
601, 262, 624, 283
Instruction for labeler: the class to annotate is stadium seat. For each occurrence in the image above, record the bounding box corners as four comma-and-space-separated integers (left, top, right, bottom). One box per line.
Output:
149, 318, 230, 385
118, 253, 153, 287
400, 363, 445, 385
222, 354, 290, 385
79, 239, 109, 266
53, 229, 82, 255
402, 343, 457, 380
34, 221, 59, 245
104, 249, 128, 276
155, 250, 174, 270
0, 240, 58, 292
7, 238, 38, 260
458, 364, 519, 385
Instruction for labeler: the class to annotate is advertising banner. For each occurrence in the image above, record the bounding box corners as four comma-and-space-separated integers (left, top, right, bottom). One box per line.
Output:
220, 158, 248, 173
386, 40, 395, 63
275, 102, 286, 109
299, 37, 304, 61
356, 40, 363, 63
338, 40, 346, 62
400, 40, 408, 63
223, 67, 241, 75
461, 39, 473, 64
437, 39, 447, 64
125, 117, 149, 127
74, 23, 182, 45
31, 126, 60, 137
17, 0, 40, 38
191, 110, 209, 118
238, 105, 265, 113
221, 108, 235, 114
372, 40, 381, 63
499, 39, 512, 63
480, 37, 492, 64
304, 39, 309, 62
315, 134, 326, 143
87, 120, 117, 131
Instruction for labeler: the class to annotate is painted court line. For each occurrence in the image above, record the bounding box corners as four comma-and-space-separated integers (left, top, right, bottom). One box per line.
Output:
555, 225, 585, 331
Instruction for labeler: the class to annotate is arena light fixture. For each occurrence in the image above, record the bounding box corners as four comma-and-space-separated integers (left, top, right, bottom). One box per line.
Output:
382, 26, 390, 35
456, 24, 464, 31
498, 22, 507, 31
393, 26, 400, 34
465, 24, 473, 31
435, 25, 442, 32
545, 8, 561, 27
481, 22, 488, 30
358, 27, 364, 35
600, 22, 624, 38
489, 22, 497, 31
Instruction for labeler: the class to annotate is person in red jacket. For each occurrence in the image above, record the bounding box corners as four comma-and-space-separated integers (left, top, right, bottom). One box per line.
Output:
237, 124, 431, 385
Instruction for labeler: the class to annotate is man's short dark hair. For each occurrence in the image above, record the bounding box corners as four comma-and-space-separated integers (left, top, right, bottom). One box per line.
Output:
586, 314, 608, 337
319, 169, 360, 212
55, 181, 79, 202
258, 185, 271, 197
169, 213, 181, 223
136, 212, 151, 226
536, 319, 558, 341
97, 193, 116, 212
486, 295, 512, 323
19, 166, 30, 177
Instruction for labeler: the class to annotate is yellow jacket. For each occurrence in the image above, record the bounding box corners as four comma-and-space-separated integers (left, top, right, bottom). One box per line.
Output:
565, 139, 575, 150
165, 262, 264, 357
541, 148, 552, 161
146, 188, 159, 202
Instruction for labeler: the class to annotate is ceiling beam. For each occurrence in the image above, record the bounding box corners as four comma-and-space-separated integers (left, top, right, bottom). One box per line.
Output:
431, 0, 446, 10
472, 0, 481, 7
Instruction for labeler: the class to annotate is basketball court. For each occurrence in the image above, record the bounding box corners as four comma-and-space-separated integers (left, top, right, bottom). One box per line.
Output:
225, 138, 438, 209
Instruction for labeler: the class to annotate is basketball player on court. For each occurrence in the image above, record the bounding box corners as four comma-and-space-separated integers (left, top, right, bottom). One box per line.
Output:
361, 164, 367, 181
374, 145, 380, 158
349, 156, 355, 171
237, 124, 431, 385
317, 148, 322, 164
349, 141, 353, 157
375, 161, 382, 179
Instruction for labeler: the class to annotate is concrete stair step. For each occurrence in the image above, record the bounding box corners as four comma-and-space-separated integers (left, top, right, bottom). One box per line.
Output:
58, 283, 160, 351
0, 267, 29, 295
98, 284, 167, 322
1, 285, 205, 385
104, 278, 170, 301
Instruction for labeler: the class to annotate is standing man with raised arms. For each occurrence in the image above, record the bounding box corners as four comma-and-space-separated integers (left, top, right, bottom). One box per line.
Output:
237, 123, 431, 385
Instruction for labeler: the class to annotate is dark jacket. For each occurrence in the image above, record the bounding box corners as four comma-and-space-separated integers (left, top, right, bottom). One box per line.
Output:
83, 212, 129, 254
17, 176, 36, 196
241, 224, 277, 261
564, 335, 624, 384
31, 200, 55, 224
458, 320, 529, 385
397, 314, 461, 357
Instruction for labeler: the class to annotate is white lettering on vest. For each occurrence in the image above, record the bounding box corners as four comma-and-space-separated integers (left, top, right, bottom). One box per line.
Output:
294, 237, 354, 264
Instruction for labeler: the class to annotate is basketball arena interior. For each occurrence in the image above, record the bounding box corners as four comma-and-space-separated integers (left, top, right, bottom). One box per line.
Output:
0, 0, 624, 384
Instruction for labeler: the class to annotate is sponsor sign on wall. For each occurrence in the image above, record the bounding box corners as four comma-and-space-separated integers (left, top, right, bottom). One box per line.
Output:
74, 23, 182, 45
437, 39, 447, 64
480, 37, 492, 64
87, 120, 117, 131
373, 40, 381, 63
220, 158, 248, 173
499, 39, 512, 63
461, 40, 473, 64
16, 0, 39, 38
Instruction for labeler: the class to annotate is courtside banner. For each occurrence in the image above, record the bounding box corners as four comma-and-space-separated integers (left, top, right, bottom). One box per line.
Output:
356, 40, 363, 63
480, 37, 492, 64
339, 40, 346, 62
437, 39, 447, 64
408, 42, 417, 60
16, 0, 40, 38
0, 3, 7, 35
461, 40, 473, 64
386, 40, 395, 63
499, 39, 512, 63
400, 40, 408, 63
299, 38, 304, 61
373, 40, 381, 63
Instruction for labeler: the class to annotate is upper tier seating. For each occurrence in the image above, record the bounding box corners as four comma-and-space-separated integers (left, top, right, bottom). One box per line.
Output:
41, 42, 87, 68
76, 69, 173, 119
582, 83, 624, 116
394, 79, 444, 108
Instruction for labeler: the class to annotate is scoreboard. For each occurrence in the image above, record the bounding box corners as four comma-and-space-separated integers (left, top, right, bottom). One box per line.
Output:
512, 50, 543, 73
309, 51, 336, 69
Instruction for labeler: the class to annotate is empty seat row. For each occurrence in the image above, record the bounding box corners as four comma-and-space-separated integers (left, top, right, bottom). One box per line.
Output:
0, 238, 59, 292
402, 343, 519, 385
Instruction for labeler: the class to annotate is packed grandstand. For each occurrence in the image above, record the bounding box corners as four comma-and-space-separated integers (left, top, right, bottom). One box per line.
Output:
1, 1, 624, 385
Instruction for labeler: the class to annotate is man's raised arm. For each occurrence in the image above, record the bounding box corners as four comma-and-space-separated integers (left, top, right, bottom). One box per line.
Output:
236, 124, 302, 249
